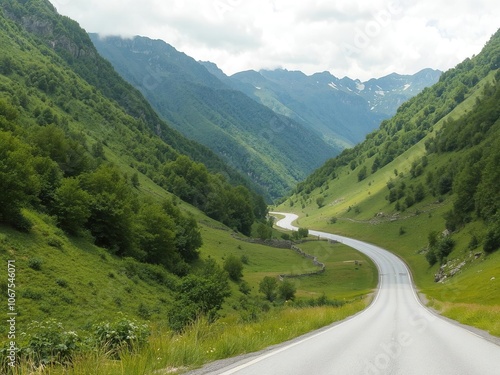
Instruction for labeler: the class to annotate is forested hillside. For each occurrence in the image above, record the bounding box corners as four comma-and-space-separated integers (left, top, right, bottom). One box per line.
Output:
277, 28, 500, 335
90, 35, 337, 199
0, 0, 267, 240
0, 1, 287, 361
294, 29, 500, 197
0, 0, 257, 192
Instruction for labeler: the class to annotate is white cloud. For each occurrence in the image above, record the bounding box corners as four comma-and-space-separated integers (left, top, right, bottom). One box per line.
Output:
49, 0, 500, 80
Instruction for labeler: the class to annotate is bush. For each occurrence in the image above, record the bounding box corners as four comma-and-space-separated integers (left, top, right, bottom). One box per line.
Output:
92, 316, 150, 357
484, 227, 500, 253
278, 280, 296, 301
425, 234, 456, 265
10, 212, 33, 232
167, 260, 231, 332
167, 300, 199, 333
55, 278, 68, 288
22, 319, 81, 365
238, 280, 251, 295
293, 294, 344, 308
259, 276, 278, 302
224, 255, 243, 282
28, 257, 43, 271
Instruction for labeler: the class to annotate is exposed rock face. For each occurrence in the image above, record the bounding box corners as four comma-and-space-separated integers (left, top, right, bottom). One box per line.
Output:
434, 259, 467, 283
3, 5, 97, 61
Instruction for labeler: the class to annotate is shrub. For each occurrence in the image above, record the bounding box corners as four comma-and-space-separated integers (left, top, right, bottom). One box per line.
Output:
240, 254, 249, 265
56, 278, 68, 288
92, 316, 150, 357
224, 255, 243, 282
22, 319, 81, 365
28, 257, 43, 271
239, 280, 251, 295
316, 197, 325, 208
167, 260, 231, 332
425, 234, 456, 266
167, 301, 199, 333
259, 276, 278, 302
278, 280, 296, 301
484, 227, 500, 253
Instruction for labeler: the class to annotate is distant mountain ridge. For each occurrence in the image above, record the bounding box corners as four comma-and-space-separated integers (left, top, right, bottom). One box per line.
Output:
227, 67, 441, 148
91, 34, 439, 199
90, 34, 338, 199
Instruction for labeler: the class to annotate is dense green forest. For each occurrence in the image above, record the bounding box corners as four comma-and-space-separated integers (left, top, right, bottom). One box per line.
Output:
0, 0, 268, 272
0, 0, 258, 192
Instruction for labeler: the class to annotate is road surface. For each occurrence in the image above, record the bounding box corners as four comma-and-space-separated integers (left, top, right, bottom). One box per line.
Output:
187, 213, 500, 375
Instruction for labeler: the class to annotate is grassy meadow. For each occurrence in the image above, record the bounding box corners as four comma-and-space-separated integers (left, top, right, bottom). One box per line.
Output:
1, 202, 377, 374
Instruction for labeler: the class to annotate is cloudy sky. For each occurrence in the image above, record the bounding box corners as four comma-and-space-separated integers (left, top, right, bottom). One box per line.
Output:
48, 0, 499, 81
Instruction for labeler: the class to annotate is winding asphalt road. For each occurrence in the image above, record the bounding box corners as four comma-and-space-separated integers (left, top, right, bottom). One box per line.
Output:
188, 213, 500, 375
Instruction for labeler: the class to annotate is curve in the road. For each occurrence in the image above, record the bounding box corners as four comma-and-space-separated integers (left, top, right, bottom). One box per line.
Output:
187, 212, 500, 375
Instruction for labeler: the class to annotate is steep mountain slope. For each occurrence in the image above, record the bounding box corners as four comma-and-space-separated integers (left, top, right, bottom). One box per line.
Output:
230, 68, 440, 148
277, 29, 500, 335
90, 35, 338, 199
0, 0, 274, 327
1, 0, 257, 193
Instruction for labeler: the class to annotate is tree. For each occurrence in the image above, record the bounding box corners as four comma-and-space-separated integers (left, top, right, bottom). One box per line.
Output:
131, 172, 140, 188
256, 222, 272, 240
357, 165, 367, 182
137, 203, 177, 270
167, 259, 230, 331
483, 224, 500, 254
316, 196, 325, 208
0, 131, 40, 229
223, 255, 244, 282
162, 199, 202, 263
297, 228, 309, 238
80, 165, 137, 256
259, 276, 278, 302
278, 280, 296, 301
53, 178, 92, 234
226, 186, 255, 235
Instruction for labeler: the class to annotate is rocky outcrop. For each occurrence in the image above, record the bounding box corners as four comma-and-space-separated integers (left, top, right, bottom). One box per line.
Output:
435, 258, 467, 283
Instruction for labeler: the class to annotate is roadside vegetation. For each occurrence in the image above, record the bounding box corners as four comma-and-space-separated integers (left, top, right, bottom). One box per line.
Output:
277, 29, 500, 337
0, 213, 377, 373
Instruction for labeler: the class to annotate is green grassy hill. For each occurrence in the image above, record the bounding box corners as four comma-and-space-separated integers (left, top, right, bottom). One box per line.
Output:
277, 29, 500, 336
0, 1, 377, 373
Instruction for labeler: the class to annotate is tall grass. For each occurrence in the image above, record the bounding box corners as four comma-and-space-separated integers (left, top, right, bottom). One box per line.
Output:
7, 301, 367, 374
428, 300, 500, 337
